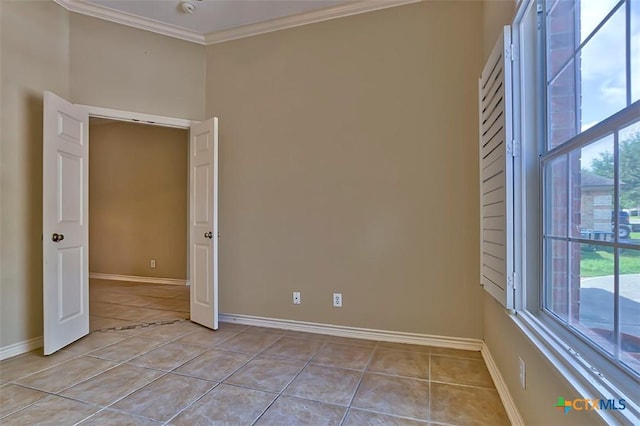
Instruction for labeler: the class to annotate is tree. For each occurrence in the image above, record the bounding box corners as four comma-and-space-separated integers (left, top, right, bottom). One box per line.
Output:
590, 151, 613, 179
590, 131, 640, 209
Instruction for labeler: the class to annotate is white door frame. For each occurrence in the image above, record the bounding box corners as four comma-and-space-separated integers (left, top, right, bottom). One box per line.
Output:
81, 104, 198, 286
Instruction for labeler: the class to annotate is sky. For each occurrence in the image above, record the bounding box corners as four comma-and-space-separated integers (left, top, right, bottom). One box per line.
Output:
570, 0, 640, 168
579, 0, 639, 131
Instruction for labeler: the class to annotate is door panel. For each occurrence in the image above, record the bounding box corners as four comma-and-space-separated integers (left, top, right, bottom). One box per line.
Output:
58, 247, 84, 321
189, 118, 218, 330
43, 91, 89, 355
194, 164, 210, 224
193, 243, 211, 305
58, 153, 83, 222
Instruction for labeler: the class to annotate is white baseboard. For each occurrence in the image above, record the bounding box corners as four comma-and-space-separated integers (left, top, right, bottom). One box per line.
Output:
481, 342, 525, 426
219, 313, 483, 351
89, 272, 187, 286
0, 336, 43, 361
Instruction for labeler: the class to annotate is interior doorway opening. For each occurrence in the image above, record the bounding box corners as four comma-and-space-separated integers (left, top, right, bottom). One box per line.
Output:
87, 117, 190, 331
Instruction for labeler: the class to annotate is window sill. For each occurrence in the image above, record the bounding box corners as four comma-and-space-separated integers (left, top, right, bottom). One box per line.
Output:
509, 309, 640, 424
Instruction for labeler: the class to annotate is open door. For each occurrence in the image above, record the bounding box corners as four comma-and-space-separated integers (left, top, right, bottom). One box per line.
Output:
189, 118, 219, 330
43, 92, 89, 354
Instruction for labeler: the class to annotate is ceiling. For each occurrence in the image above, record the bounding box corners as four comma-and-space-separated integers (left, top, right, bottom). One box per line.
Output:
55, 0, 420, 45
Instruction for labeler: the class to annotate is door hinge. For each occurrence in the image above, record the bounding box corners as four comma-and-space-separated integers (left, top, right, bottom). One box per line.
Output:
507, 273, 517, 290
510, 272, 520, 290
507, 139, 520, 157
509, 44, 519, 63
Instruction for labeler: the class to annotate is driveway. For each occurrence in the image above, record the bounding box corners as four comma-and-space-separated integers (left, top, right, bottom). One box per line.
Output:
579, 274, 640, 337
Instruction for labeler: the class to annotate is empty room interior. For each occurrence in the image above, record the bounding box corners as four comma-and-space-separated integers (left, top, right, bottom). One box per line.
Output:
1, 0, 638, 425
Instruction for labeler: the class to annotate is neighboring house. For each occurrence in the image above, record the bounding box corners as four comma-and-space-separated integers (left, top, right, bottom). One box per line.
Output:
580, 171, 616, 233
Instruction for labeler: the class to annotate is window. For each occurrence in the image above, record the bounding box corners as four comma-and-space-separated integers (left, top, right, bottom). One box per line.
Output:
491, 0, 640, 421
541, 0, 640, 379
481, 0, 639, 418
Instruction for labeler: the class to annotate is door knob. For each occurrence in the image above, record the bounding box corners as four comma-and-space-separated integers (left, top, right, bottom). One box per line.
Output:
204, 232, 213, 239
52, 233, 64, 243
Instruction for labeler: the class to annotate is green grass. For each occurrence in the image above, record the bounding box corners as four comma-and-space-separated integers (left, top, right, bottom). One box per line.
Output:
580, 248, 640, 277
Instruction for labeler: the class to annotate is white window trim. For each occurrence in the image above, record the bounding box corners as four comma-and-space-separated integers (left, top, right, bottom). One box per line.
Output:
507, 0, 640, 423
511, 309, 640, 424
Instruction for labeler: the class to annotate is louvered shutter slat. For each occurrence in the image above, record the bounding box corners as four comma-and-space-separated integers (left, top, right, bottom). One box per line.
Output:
479, 26, 514, 309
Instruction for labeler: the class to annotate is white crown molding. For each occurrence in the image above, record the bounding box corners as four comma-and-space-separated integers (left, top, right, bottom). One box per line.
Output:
204, 0, 423, 45
89, 272, 187, 286
54, 0, 206, 44
54, 0, 422, 46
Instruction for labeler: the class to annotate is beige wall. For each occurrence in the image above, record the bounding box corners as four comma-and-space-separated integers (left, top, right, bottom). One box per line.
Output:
485, 296, 604, 425
206, 1, 485, 337
0, 0, 205, 348
69, 13, 206, 120
0, 0, 70, 347
481, 1, 604, 424
89, 121, 188, 280
483, 0, 518, 59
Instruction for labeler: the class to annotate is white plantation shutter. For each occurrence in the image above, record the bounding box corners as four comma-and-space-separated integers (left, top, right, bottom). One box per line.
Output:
479, 26, 514, 309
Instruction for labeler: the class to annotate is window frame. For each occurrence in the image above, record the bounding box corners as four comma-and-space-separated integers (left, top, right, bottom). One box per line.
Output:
539, 103, 640, 376
509, 0, 640, 423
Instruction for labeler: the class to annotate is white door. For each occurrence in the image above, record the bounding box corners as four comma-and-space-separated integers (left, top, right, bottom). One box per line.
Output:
43, 92, 89, 355
189, 118, 219, 330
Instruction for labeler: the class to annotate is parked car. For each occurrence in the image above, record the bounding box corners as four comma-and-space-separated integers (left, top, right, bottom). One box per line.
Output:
614, 211, 631, 239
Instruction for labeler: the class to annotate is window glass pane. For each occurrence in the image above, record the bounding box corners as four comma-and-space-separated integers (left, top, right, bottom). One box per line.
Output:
576, 242, 615, 355
545, 239, 569, 321
541, 0, 640, 383
548, 59, 578, 149
619, 120, 640, 245
579, 0, 621, 42
579, 5, 627, 130
545, 155, 569, 237
572, 135, 615, 240
547, 0, 576, 81
619, 248, 640, 375
632, 0, 640, 102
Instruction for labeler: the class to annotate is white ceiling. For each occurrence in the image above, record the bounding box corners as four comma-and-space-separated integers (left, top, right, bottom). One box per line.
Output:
55, 0, 420, 45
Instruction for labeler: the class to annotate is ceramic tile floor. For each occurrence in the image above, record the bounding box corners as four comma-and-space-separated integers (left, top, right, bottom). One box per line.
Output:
0, 281, 511, 425
89, 279, 190, 332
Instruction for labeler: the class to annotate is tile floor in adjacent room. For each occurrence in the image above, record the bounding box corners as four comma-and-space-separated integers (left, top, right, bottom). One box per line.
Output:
89, 279, 190, 332
0, 280, 510, 425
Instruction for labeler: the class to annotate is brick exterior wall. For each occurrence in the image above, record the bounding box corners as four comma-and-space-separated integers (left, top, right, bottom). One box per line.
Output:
546, 0, 581, 321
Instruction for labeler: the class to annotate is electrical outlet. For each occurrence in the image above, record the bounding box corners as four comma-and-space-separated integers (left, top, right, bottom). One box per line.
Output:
333, 293, 342, 307
150, 259, 156, 268
293, 291, 301, 305
518, 357, 526, 389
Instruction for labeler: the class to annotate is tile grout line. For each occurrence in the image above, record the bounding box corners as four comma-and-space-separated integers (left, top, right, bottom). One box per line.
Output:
429, 378, 503, 391
51, 352, 177, 424
249, 339, 331, 425
79, 323, 226, 425
163, 330, 286, 425
338, 340, 381, 425
0, 385, 62, 420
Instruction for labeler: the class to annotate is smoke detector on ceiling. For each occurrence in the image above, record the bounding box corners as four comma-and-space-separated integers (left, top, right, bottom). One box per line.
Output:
180, 2, 195, 14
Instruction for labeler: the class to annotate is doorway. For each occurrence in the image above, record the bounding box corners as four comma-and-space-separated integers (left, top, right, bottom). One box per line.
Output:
43, 92, 219, 354
87, 118, 190, 331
